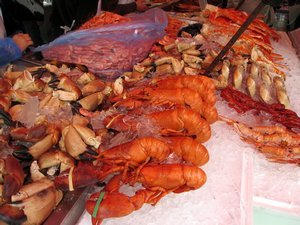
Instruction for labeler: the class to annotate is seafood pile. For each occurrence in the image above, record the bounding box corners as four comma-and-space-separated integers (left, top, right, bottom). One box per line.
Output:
79, 74, 217, 224
221, 86, 300, 131
123, 38, 208, 81
40, 8, 167, 79
159, 16, 187, 45
200, 5, 290, 107
221, 116, 300, 164
124, 6, 291, 109
79, 12, 131, 30
0, 62, 217, 224
0, 4, 298, 225
43, 40, 152, 79
0, 64, 113, 224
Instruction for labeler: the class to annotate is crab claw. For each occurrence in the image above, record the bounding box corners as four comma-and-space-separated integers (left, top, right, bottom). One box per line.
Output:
30, 67, 48, 79
47, 74, 60, 89
52, 75, 81, 101
81, 80, 106, 97
0, 156, 25, 199
0, 78, 12, 93
6, 89, 32, 103
38, 150, 75, 173
10, 124, 48, 142
6, 187, 63, 225
78, 92, 104, 111
0, 204, 26, 224
12, 147, 34, 161
11, 178, 54, 202
77, 72, 96, 85
4, 70, 23, 81
73, 124, 101, 149
8, 104, 23, 122
60, 125, 99, 160
12, 125, 60, 160
13, 70, 45, 92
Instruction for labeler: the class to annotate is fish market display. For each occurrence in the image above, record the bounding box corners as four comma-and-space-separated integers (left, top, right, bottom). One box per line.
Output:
0, 3, 299, 225
220, 116, 300, 164
0, 60, 217, 224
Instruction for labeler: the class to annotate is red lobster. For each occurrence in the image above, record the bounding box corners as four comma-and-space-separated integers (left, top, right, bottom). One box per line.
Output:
86, 163, 206, 224
104, 108, 211, 143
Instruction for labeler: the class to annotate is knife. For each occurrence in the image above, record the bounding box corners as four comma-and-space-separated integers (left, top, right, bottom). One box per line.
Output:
44, 186, 93, 225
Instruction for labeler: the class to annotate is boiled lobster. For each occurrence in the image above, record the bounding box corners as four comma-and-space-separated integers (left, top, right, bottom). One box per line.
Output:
86, 163, 207, 224
104, 108, 211, 143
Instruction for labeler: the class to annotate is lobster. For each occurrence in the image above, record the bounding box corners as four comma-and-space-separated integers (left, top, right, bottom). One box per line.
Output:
104, 108, 211, 143
167, 137, 209, 166
86, 163, 207, 224
112, 87, 203, 113
86, 190, 155, 225
97, 136, 209, 169
96, 137, 171, 177
152, 75, 217, 106
11, 124, 61, 160
112, 87, 218, 124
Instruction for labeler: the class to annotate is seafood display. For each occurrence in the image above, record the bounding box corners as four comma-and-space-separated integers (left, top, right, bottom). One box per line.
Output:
221, 86, 300, 131
79, 12, 131, 30
39, 8, 168, 78
199, 5, 290, 107
220, 116, 300, 164
0, 60, 216, 224
0, 3, 299, 225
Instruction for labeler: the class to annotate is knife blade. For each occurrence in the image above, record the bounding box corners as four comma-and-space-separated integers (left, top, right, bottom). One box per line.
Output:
44, 186, 93, 225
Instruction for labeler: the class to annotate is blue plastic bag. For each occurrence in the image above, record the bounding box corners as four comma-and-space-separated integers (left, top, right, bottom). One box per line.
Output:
36, 8, 167, 79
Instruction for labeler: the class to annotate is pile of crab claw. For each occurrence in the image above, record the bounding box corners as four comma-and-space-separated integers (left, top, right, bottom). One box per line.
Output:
0, 62, 218, 225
